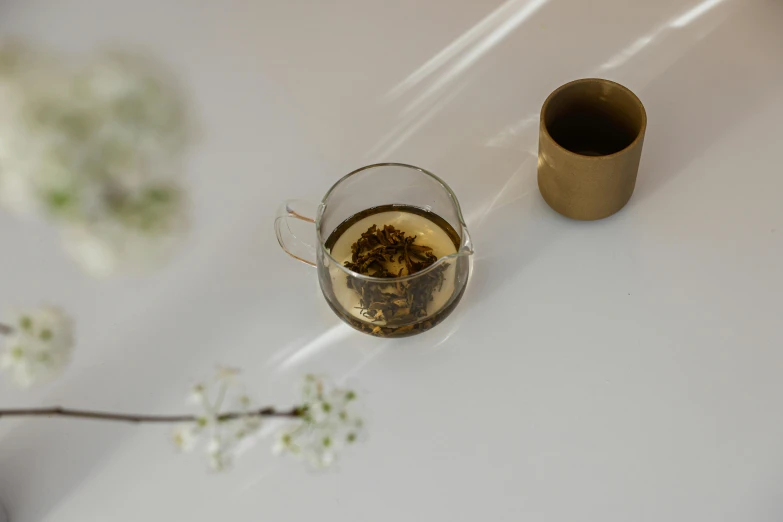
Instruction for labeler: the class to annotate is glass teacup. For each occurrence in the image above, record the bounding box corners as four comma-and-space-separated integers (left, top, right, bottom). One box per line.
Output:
275, 163, 473, 337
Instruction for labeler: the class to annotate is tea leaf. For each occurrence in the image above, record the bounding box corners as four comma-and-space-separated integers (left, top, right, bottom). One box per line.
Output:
344, 225, 446, 327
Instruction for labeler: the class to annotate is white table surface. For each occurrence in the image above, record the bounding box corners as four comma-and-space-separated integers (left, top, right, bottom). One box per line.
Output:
1, 0, 782, 520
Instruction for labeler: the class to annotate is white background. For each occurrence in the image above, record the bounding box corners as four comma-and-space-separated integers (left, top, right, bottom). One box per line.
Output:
1, 0, 782, 520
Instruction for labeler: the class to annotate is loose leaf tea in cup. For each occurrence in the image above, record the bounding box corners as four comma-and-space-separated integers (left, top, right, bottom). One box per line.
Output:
276, 164, 473, 337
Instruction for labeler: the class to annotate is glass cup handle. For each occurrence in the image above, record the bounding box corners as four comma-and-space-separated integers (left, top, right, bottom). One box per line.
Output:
275, 199, 318, 267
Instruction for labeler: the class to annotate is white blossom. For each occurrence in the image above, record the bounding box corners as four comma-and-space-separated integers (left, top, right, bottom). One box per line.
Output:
61, 216, 185, 278
173, 372, 365, 472
273, 374, 365, 470
272, 430, 297, 456
206, 436, 231, 471
308, 400, 331, 423
306, 434, 342, 469
173, 368, 262, 472
0, 305, 75, 387
188, 384, 206, 406
0, 42, 194, 276
172, 425, 199, 452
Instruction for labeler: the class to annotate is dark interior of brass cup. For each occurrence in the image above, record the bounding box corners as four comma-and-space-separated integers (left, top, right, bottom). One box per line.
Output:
543, 81, 645, 156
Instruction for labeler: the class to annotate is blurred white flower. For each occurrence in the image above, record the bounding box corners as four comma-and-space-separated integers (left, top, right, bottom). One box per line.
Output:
0, 305, 75, 387
174, 372, 365, 472
308, 400, 331, 423
174, 368, 263, 472
306, 435, 341, 469
61, 209, 185, 278
0, 41, 195, 276
272, 430, 298, 456
172, 425, 199, 452
206, 436, 231, 471
188, 384, 206, 406
274, 375, 365, 470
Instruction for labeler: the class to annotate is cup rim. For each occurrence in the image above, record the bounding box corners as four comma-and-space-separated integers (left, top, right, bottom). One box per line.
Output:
540, 78, 647, 160
315, 162, 472, 284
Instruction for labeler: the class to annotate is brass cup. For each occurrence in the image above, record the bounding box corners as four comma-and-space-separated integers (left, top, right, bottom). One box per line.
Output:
537, 78, 647, 221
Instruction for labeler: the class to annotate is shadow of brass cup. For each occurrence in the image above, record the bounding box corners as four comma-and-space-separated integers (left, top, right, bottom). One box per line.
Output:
538, 78, 647, 220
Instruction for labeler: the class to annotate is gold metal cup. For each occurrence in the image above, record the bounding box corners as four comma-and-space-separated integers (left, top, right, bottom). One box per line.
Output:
538, 78, 647, 220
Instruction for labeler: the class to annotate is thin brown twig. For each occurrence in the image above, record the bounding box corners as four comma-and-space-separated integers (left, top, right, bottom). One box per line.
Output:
0, 406, 304, 424
0, 324, 304, 423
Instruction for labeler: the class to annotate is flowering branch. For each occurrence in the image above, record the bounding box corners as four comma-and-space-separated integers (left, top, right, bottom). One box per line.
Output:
0, 368, 365, 471
1, 307, 366, 471
0, 405, 303, 423
1, 305, 366, 472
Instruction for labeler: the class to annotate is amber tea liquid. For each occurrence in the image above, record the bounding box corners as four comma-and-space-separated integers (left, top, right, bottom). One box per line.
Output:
323, 205, 467, 337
